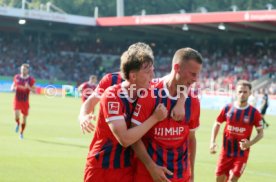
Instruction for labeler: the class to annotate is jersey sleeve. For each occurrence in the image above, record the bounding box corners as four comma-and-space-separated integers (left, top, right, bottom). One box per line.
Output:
131, 93, 155, 126
30, 77, 35, 86
216, 105, 228, 124
189, 97, 200, 131
94, 74, 112, 98
253, 109, 263, 130
101, 88, 124, 123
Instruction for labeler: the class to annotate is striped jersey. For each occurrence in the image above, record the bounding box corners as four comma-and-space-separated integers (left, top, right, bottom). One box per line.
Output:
13, 74, 35, 103
131, 80, 200, 180
86, 84, 136, 169
94, 72, 124, 98
217, 103, 262, 158
86, 72, 164, 169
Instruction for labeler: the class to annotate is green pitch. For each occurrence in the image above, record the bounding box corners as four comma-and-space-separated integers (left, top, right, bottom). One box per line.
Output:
0, 93, 275, 182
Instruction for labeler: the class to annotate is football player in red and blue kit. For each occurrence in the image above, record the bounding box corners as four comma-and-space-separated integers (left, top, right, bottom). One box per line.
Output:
11, 64, 36, 139
210, 80, 264, 182
78, 75, 97, 103
84, 43, 168, 182
79, 72, 124, 133
131, 48, 203, 182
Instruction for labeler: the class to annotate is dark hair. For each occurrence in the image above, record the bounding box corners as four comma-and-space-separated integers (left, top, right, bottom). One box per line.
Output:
237, 80, 252, 90
120, 43, 154, 80
172, 47, 203, 65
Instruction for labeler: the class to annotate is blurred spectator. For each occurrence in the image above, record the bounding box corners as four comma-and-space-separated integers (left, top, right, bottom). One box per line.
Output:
0, 32, 275, 95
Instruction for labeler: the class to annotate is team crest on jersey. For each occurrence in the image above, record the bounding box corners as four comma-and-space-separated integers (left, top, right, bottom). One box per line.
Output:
108, 102, 119, 114
151, 78, 159, 83
244, 115, 250, 123
133, 104, 141, 117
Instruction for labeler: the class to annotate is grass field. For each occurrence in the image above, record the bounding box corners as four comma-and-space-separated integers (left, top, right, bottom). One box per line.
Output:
0, 93, 275, 182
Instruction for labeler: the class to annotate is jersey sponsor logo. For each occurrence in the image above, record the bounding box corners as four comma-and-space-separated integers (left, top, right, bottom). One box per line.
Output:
108, 102, 120, 114
154, 127, 184, 136
227, 125, 246, 133
244, 115, 249, 123
133, 104, 141, 117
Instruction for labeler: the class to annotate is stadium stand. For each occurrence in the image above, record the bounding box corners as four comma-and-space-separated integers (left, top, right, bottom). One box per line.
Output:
0, 32, 275, 94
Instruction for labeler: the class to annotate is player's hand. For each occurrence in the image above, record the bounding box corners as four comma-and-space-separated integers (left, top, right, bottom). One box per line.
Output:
153, 103, 168, 122
210, 142, 217, 154
171, 104, 185, 121
148, 164, 173, 182
25, 83, 31, 90
239, 139, 250, 150
79, 114, 96, 134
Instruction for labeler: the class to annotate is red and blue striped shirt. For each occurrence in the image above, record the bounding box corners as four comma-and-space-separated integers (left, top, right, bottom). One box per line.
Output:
217, 103, 262, 158
131, 80, 200, 180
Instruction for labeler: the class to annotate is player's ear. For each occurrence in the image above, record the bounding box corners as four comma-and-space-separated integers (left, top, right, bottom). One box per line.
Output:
173, 63, 180, 73
129, 71, 136, 81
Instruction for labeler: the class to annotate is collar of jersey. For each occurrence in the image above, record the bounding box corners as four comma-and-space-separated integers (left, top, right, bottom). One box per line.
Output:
233, 102, 249, 110
20, 75, 30, 79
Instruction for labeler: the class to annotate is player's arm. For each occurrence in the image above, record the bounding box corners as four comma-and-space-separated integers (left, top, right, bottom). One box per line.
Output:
26, 84, 36, 93
10, 82, 16, 91
188, 98, 200, 182
108, 103, 167, 147
171, 93, 186, 121
78, 93, 100, 133
132, 139, 173, 182
26, 78, 36, 93
210, 106, 227, 154
189, 130, 196, 182
240, 113, 264, 150
12, 82, 26, 90
78, 74, 109, 134
210, 122, 221, 154
239, 128, 264, 151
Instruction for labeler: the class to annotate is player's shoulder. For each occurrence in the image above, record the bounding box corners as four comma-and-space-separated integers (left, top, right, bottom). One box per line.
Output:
99, 72, 121, 86
29, 75, 35, 81
14, 74, 20, 79
102, 84, 121, 98
151, 79, 165, 89
104, 72, 121, 79
99, 73, 114, 83
145, 80, 164, 100
248, 105, 260, 114
221, 103, 233, 112
188, 89, 200, 101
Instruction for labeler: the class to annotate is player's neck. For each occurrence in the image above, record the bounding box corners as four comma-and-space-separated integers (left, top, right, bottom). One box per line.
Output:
121, 81, 137, 101
20, 73, 29, 78
164, 76, 177, 97
235, 101, 248, 108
